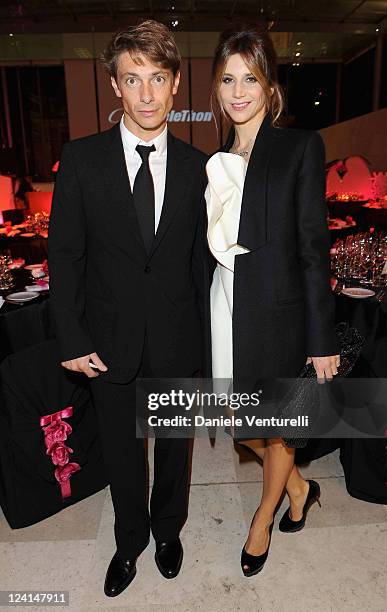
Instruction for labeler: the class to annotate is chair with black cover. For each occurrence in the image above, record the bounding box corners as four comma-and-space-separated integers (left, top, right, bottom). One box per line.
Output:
0, 338, 108, 528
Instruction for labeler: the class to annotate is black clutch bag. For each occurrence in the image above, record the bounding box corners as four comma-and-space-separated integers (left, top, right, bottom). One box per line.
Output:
281, 322, 365, 448
299, 322, 365, 379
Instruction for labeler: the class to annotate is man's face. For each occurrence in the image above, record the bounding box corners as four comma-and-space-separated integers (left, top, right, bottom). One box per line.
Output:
111, 52, 180, 139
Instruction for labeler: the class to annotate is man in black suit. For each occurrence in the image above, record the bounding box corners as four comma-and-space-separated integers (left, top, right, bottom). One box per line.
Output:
48, 20, 207, 597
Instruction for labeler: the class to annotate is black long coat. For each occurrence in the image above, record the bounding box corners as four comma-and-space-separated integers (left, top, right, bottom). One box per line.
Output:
204, 113, 339, 390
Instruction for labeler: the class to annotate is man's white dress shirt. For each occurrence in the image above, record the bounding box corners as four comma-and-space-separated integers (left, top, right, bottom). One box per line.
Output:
120, 115, 167, 232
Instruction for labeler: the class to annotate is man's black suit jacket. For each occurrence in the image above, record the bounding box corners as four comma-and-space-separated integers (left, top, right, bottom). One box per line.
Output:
48, 123, 208, 383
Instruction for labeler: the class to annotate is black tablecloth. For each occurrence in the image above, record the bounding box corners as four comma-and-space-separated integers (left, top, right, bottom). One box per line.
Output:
327, 201, 387, 230
335, 290, 387, 377
0, 235, 48, 264
329, 225, 358, 244
0, 269, 52, 362
336, 291, 386, 504
296, 290, 387, 504
363, 207, 387, 228
0, 298, 53, 362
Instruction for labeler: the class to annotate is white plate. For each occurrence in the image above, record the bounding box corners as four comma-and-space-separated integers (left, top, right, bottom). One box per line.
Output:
31, 269, 45, 278
25, 284, 49, 292
341, 287, 375, 299
6, 291, 39, 302
25, 264, 44, 270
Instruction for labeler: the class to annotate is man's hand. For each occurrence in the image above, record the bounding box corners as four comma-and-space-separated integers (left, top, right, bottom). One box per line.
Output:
61, 352, 108, 378
306, 354, 340, 383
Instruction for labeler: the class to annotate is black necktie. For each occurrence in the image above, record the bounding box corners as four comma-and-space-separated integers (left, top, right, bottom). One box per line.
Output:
133, 144, 156, 253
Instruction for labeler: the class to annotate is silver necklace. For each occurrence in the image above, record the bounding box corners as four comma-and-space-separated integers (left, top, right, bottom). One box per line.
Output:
229, 139, 253, 158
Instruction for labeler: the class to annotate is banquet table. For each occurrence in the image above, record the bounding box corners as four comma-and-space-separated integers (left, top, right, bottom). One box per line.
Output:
329, 224, 358, 244
0, 234, 48, 264
0, 297, 52, 363
328, 200, 387, 237
362, 206, 387, 229
0, 268, 52, 363
335, 288, 387, 377
335, 286, 386, 504
296, 285, 387, 504
327, 200, 367, 221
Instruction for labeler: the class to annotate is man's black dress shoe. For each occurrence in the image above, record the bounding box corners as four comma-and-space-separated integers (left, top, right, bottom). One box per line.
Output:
278, 479, 321, 533
104, 552, 137, 597
155, 539, 183, 579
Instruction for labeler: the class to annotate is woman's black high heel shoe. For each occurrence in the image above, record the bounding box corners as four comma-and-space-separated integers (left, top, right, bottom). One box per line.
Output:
241, 521, 274, 577
278, 479, 321, 533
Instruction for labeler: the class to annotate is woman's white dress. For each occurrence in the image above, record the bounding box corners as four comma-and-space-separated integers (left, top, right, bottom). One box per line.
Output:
205, 152, 250, 380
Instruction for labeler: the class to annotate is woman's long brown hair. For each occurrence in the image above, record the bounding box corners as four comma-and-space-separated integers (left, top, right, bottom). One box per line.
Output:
211, 24, 284, 127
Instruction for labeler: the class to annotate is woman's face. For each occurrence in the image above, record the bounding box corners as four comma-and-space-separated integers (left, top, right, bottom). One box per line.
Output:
218, 53, 268, 126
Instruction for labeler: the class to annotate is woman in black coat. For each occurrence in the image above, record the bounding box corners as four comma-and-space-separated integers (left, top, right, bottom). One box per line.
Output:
205, 25, 340, 576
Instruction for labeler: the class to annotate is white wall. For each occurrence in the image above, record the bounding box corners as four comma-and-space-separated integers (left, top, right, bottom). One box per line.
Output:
320, 108, 387, 172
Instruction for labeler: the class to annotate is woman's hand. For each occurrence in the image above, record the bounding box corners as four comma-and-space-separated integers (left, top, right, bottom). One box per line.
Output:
306, 355, 340, 382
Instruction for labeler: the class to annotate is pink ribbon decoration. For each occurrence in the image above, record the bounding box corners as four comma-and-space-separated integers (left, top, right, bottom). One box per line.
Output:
40, 406, 81, 499
40, 406, 74, 427
54, 463, 82, 499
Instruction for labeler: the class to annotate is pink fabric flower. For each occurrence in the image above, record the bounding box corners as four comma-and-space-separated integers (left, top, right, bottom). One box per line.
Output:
43, 420, 72, 450
48, 442, 73, 466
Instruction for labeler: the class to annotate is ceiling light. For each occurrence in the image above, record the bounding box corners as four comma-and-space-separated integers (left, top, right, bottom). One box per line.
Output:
295, 52, 301, 57
297, 41, 302, 46
314, 101, 320, 106
171, 19, 179, 27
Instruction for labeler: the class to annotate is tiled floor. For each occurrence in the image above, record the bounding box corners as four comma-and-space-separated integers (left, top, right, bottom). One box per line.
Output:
1, 439, 386, 611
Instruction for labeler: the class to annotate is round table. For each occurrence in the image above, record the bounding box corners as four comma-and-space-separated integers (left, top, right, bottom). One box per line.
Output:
0, 268, 51, 362
297, 284, 387, 504
362, 207, 387, 228
327, 200, 367, 220
0, 234, 48, 264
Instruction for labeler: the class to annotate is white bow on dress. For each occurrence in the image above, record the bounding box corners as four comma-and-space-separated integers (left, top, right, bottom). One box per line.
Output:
205, 152, 250, 272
